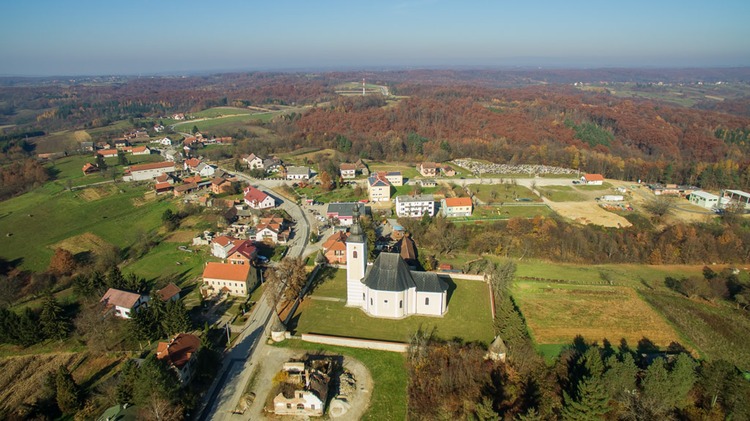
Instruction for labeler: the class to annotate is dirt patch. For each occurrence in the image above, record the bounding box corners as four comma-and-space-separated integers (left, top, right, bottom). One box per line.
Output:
164, 230, 199, 243
52, 232, 112, 256
545, 199, 631, 228
78, 185, 117, 201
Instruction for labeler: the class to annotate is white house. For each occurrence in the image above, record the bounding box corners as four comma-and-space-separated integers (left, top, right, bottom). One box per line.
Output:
273, 362, 329, 417
286, 166, 311, 180
196, 162, 216, 177
346, 209, 448, 318
122, 161, 176, 181
243, 153, 264, 170
255, 217, 288, 244
211, 235, 238, 259
368, 174, 391, 202
243, 186, 275, 209
153, 137, 172, 146
100, 288, 149, 319
441, 197, 473, 217
723, 190, 750, 210
689, 191, 720, 209
340, 163, 357, 179
202, 262, 256, 297
395, 194, 435, 218
581, 174, 604, 185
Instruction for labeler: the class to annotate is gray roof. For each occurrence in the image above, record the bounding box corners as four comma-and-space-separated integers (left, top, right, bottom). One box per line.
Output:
327, 202, 366, 218
286, 166, 310, 175
362, 252, 447, 293
396, 194, 434, 203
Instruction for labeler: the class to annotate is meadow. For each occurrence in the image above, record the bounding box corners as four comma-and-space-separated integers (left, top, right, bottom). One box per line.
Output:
466, 183, 539, 204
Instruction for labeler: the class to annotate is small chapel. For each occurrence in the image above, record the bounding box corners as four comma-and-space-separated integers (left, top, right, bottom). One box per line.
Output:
345, 209, 449, 318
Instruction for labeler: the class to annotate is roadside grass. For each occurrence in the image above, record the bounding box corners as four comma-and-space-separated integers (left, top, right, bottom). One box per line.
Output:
467, 183, 539, 203
641, 291, 750, 371
273, 339, 407, 421
294, 269, 494, 344
0, 183, 172, 271
512, 280, 684, 349
537, 185, 588, 202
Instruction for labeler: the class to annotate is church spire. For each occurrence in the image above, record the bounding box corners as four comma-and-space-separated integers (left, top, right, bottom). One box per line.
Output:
347, 204, 366, 244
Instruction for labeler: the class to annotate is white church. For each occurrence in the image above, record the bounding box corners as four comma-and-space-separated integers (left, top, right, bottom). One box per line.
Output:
345, 209, 449, 318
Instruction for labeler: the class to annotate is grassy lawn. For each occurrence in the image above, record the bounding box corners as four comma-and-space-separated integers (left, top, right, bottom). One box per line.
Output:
294, 269, 494, 344
189, 107, 256, 118
512, 280, 684, 349
393, 185, 439, 197
274, 339, 407, 421
641, 291, 750, 371
450, 204, 553, 222
537, 185, 588, 202
173, 112, 276, 132
368, 163, 420, 180
467, 183, 539, 203
123, 241, 214, 284
0, 183, 172, 271
294, 184, 367, 204
47, 153, 164, 187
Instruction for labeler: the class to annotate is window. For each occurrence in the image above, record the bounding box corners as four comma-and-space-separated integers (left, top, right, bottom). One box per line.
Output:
353, 250, 357, 258
400, 300, 403, 308
362, 293, 365, 300
297, 403, 305, 410
425, 297, 430, 305
384, 300, 388, 304
287, 403, 292, 409
370, 298, 373, 305
311, 404, 315, 410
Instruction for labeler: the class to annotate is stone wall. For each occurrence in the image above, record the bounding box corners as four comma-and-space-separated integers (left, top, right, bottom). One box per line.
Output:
300, 333, 409, 353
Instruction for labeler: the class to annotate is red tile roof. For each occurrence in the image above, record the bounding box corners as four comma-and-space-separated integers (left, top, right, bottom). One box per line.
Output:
584, 173, 605, 181
443, 197, 473, 207
212, 235, 237, 247
227, 240, 257, 260
157, 283, 181, 301
128, 161, 175, 172
323, 231, 348, 250
156, 333, 200, 370
202, 262, 251, 282
100, 288, 143, 309
155, 182, 173, 191
243, 186, 269, 203
185, 158, 201, 168
131, 145, 148, 153
340, 163, 357, 171
97, 149, 118, 156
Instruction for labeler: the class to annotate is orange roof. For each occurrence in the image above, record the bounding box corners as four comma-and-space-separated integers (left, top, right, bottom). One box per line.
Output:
227, 240, 257, 260
212, 235, 236, 247
131, 145, 148, 153
584, 173, 605, 181
202, 262, 251, 282
157, 283, 181, 301
128, 161, 175, 172
443, 197, 473, 207
82, 163, 98, 172
421, 162, 438, 169
156, 333, 200, 370
183, 175, 202, 184
154, 182, 173, 190
97, 149, 118, 156
323, 231, 348, 250
340, 163, 357, 170
185, 158, 201, 168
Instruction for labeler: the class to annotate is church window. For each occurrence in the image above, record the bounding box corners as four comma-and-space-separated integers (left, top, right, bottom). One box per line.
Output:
399, 300, 403, 308
425, 297, 430, 305
362, 293, 365, 300
353, 250, 357, 258
384, 300, 388, 304
370, 298, 373, 305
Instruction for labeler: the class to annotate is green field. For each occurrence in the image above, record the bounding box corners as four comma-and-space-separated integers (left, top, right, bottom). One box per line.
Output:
294, 269, 495, 344
294, 184, 367, 204
48, 153, 163, 187
393, 185, 439, 197
642, 291, 750, 371
0, 183, 171, 271
189, 107, 257, 118
512, 280, 684, 349
367, 163, 420, 180
122, 241, 212, 284
453, 204, 553, 221
536, 185, 588, 202
467, 183, 539, 204
274, 339, 407, 421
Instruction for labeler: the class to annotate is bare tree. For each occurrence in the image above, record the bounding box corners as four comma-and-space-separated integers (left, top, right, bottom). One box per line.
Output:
643, 196, 675, 221
264, 257, 308, 306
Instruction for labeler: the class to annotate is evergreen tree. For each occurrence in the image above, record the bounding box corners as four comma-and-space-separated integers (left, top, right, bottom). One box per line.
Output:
55, 366, 81, 414
40, 293, 70, 340
561, 348, 610, 421
669, 353, 697, 410
516, 408, 544, 421
473, 396, 499, 421
106, 266, 126, 290
117, 149, 128, 166
602, 353, 638, 402
162, 300, 191, 337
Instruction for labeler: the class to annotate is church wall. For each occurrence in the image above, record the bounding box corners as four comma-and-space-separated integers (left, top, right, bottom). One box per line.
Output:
415, 291, 446, 316
367, 289, 407, 318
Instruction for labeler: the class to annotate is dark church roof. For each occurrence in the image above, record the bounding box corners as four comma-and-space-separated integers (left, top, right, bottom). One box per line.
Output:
362, 252, 447, 293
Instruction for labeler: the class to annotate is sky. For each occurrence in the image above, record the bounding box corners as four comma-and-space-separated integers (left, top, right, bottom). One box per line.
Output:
1, 0, 749, 76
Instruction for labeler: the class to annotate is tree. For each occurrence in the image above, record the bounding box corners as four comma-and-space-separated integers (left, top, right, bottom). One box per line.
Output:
40, 293, 71, 340
643, 196, 675, 221
117, 149, 128, 166
55, 366, 82, 414
191, 125, 199, 134
48, 247, 76, 275
561, 348, 610, 421
265, 257, 308, 304
319, 171, 333, 191
96, 154, 107, 170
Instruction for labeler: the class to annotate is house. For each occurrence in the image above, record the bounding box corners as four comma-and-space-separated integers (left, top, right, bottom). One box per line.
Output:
418, 179, 436, 187
154, 137, 172, 146
368, 174, 391, 202
340, 163, 357, 179
326, 202, 367, 226
649, 183, 698, 197
154, 182, 174, 195
122, 161, 176, 181
202, 262, 257, 296
418, 162, 438, 177
100, 288, 149, 319
255, 217, 289, 244
157, 283, 181, 302
226, 240, 257, 265
441, 165, 456, 177
156, 173, 174, 185
273, 361, 330, 417
264, 157, 284, 173
172, 113, 185, 120
345, 211, 448, 318
195, 162, 217, 177
211, 235, 239, 259
154, 124, 165, 133
323, 231, 348, 264
243, 186, 275, 209
130, 145, 151, 156
441, 197, 473, 217
395, 194, 435, 218
79, 141, 94, 152
173, 182, 199, 197
97, 149, 118, 158
242, 153, 264, 170
211, 177, 234, 194
381, 171, 403, 186
286, 166, 311, 180
156, 333, 201, 384
581, 174, 605, 185
82, 163, 99, 175
184, 158, 202, 173
723, 190, 750, 210
114, 139, 129, 149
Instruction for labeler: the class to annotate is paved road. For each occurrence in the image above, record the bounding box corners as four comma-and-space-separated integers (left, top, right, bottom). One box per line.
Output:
197, 171, 311, 421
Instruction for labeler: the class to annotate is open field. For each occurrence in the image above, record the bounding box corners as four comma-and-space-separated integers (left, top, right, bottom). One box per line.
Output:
0, 352, 126, 415
512, 280, 684, 349
47, 153, 164, 187
393, 185, 439, 197
536, 185, 588, 201
293, 269, 495, 344
189, 106, 257, 118
173, 114, 271, 132
294, 184, 367, 203
0, 183, 171, 271
642, 291, 750, 371
544, 198, 632, 227
123, 241, 214, 284
367, 163, 420, 180
450, 204, 553, 222
467, 183, 539, 203
275, 339, 407, 421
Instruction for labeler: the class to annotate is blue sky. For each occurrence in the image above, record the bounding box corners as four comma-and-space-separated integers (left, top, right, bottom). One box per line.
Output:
1, 0, 749, 76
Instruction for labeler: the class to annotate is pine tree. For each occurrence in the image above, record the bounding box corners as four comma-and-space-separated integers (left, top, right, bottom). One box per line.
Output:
40, 293, 70, 340
55, 366, 81, 414
562, 348, 610, 421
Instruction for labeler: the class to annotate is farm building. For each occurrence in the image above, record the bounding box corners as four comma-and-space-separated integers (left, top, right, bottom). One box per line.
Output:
723, 190, 750, 209
122, 161, 176, 181
689, 191, 720, 209
286, 166, 311, 180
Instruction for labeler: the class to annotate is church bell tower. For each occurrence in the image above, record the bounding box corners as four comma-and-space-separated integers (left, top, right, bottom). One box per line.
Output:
346, 206, 367, 307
